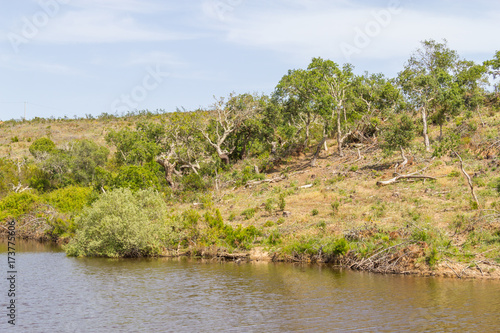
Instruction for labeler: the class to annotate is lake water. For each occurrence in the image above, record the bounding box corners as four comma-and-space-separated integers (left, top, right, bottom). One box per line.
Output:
0, 240, 499, 332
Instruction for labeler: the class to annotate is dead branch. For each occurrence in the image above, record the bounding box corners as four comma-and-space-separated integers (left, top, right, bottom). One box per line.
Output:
245, 175, 286, 186
376, 167, 435, 186
453, 150, 479, 209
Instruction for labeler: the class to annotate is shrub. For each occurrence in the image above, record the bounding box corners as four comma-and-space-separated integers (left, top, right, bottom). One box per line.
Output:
65, 188, 179, 257
312, 208, 319, 216
331, 201, 340, 214
112, 165, 160, 191
182, 173, 209, 191
29, 137, 56, 157
241, 208, 256, 220
264, 198, 275, 213
324, 238, 349, 256
278, 193, 286, 210
202, 209, 261, 249
43, 186, 93, 214
0, 192, 41, 221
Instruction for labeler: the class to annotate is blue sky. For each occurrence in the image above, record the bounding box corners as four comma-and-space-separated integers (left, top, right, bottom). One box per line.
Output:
0, 0, 499, 120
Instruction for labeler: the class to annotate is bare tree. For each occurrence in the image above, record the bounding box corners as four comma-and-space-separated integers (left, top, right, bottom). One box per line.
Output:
200, 93, 261, 164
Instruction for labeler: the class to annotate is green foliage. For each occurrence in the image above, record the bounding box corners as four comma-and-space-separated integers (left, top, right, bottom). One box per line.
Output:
67, 140, 109, 185
43, 186, 93, 214
278, 193, 286, 210
323, 238, 349, 256
181, 173, 210, 192
241, 208, 257, 220
65, 188, 179, 257
382, 114, 415, 151
264, 228, 281, 246
432, 130, 460, 157
0, 192, 41, 221
202, 209, 261, 249
29, 137, 56, 157
112, 165, 160, 191
426, 247, 440, 267
312, 208, 319, 216
106, 128, 159, 165
11, 136, 19, 143
264, 198, 275, 213
233, 165, 264, 186
331, 201, 340, 214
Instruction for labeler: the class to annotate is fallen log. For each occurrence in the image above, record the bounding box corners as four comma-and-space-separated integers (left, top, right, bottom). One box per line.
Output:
376, 167, 436, 186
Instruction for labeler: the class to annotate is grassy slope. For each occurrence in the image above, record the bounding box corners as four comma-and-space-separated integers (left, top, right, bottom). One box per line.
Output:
1, 110, 499, 279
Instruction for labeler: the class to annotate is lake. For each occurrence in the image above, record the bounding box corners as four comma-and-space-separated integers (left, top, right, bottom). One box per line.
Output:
1, 240, 499, 332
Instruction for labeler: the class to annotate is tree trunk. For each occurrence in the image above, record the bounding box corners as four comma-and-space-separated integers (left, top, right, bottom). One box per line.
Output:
421, 107, 430, 152
214, 146, 229, 165
311, 136, 327, 167
337, 109, 343, 157
156, 158, 177, 190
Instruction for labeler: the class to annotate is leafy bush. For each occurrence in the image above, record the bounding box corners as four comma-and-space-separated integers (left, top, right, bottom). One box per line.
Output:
43, 186, 93, 214
0, 192, 41, 221
112, 165, 160, 191
323, 238, 349, 256
382, 114, 415, 151
278, 193, 286, 210
29, 137, 56, 157
181, 173, 210, 191
65, 188, 180, 257
201, 209, 261, 249
241, 208, 256, 220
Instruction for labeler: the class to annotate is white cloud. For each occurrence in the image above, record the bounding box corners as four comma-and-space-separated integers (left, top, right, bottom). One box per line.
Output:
125, 52, 186, 67
37, 10, 192, 44
202, 0, 500, 64
0, 54, 85, 76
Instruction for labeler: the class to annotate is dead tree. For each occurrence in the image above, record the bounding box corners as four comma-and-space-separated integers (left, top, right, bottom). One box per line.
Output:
200, 94, 260, 164
453, 150, 479, 209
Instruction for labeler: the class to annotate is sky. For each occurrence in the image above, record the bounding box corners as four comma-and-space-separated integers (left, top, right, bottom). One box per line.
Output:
0, 0, 499, 121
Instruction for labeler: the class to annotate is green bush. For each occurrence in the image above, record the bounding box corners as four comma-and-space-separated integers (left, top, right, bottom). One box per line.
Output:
202, 209, 261, 249
65, 188, 180, 257
112, 165, 160, 191
181, 173, 209, 191
241, 208, 256, 220
43, 186, 93, 214
278, 193, 286, 210
324, 238, 349, 256
0, 192, 41, 221
312, 208, 319, 216
29, 137, 56, 157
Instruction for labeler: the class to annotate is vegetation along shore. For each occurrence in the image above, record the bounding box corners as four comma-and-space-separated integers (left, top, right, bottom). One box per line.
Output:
1, 39, 499, 279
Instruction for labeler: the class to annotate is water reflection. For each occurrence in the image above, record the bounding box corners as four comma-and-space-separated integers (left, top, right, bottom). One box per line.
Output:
0, 239, 499, 332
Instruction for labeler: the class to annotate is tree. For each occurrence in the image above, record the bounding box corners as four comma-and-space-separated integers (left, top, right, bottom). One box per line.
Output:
398, 39, 459, 151
275, 67, 321, 149
156, 112, 207, 189
68, 140, 109, 185
105, 128, 160, 166
351, 73, 402, 142
200, 93, 262, 165
484, 50, 500, 97
29, 137, 56, 158
307, 57, 355, 159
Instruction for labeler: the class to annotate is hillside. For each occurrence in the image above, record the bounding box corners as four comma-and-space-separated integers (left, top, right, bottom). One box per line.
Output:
1, 107, 499, 279
1, 41, 500, 279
